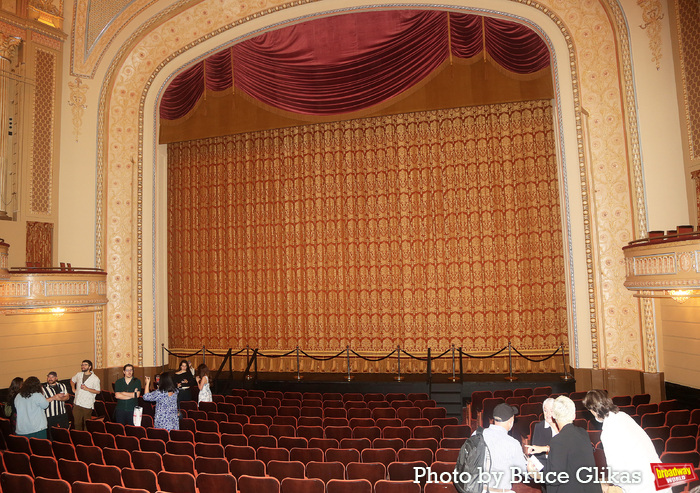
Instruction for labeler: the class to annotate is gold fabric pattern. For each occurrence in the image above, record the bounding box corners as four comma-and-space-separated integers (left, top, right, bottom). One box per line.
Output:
26, 221, 53, 267
167, 99, 567, 355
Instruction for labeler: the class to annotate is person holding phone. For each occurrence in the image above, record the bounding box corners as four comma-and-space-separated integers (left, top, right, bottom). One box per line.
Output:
143, 371, 179, 430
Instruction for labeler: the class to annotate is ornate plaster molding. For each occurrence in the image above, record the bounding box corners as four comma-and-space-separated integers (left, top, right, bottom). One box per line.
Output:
68, 77, 88, 141
624, 238, 700, 292
0, 272, 108, 311
91, 0, 650, 373
637, 0, 664, 70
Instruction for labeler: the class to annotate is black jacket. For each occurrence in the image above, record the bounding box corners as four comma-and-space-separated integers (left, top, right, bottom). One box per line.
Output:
542, 423, 602, 493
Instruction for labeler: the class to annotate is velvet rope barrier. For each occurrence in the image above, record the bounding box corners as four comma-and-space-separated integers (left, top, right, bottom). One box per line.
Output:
161, 344, 566, 375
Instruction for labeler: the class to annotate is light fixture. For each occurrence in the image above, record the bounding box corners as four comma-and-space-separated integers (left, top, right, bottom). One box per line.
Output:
669, 289, 693, 303
50, 307, 66, 316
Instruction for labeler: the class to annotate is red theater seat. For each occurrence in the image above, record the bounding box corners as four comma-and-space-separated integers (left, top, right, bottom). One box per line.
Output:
238, 474, 281, 493
327, 478, 373, 493
306, 460, 346, 484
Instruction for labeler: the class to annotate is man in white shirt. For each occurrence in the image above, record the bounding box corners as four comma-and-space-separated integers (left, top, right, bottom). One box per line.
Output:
482, 403, 528, 492
70, 359, 101, 430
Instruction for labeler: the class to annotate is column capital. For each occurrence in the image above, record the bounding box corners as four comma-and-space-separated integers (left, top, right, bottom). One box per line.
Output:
0, 33, 21, 61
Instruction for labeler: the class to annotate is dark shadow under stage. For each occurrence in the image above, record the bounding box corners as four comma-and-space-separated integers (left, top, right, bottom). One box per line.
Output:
216, 371, 576, 419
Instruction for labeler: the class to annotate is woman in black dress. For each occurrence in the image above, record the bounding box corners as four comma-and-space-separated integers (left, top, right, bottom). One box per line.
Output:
174, 360, 196, 404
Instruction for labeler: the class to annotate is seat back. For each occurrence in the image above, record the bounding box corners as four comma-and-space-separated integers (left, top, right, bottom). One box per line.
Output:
87, 463, 123, 488
326, 478, 373, 493
34, 476, 72, 493
58, 458, 90, 484
122, 467, 158, 493
238, 475, 281, 493
157, 470, 198, 493
229, 458, 266, 479
346, 461, 386, 484
196, 472, 237, 493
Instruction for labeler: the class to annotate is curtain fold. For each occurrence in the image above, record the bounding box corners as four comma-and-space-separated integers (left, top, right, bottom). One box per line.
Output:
160, 10, 550, 120
167, 99, 567, 354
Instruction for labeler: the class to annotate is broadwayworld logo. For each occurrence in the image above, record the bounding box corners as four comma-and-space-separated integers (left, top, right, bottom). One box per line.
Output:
651, 463, 698, 490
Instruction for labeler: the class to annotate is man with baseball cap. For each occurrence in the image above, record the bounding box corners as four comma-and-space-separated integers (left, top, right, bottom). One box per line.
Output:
482, 402, 528, 492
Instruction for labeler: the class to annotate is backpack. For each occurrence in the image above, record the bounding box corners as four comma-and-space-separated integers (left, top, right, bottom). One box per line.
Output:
454, 427, 491, 493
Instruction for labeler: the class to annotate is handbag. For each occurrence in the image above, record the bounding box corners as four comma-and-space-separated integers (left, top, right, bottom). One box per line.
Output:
133, 406, 143, 426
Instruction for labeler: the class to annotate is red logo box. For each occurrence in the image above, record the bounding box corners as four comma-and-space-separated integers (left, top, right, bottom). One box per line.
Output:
651, 463, 698, 490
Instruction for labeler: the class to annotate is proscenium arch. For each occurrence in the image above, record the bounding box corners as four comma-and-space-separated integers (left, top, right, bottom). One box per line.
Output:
97, 0, 637, 371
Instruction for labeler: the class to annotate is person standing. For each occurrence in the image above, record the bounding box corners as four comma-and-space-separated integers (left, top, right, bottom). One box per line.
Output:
15, 376, 61, 439
481, 403, 528, 493
5, 377, 23, 432
583, 389, 671, 493
70, 359, 101, 430
527, 396, 601, 493
114, 364, 142, 425
196, 364, 212, 403
143, 371, 179, 430
42, 371, 70, 438
530, 396, 559, 489
174, 360, 196, 404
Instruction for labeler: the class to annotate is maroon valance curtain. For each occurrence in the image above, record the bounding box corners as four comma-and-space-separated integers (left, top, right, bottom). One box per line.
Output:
160, 10, 550, 120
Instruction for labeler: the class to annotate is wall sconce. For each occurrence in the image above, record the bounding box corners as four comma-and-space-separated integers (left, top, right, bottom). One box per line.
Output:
669, 289, 694, 304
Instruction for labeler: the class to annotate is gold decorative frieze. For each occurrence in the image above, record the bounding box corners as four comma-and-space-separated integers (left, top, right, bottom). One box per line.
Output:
631, 253, 678, 276
44, 280, 89, 296
624, 238, 700, 297
0, 281, 30, 297
0, 271, 108, 312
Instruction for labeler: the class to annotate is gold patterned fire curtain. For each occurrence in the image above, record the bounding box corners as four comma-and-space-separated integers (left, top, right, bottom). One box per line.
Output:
167, 99, 568, 373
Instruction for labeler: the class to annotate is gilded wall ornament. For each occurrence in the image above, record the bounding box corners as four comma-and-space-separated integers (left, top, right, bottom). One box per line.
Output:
638, 0, 664, 69
68, 77, 88, 142
0, 33, 21, 61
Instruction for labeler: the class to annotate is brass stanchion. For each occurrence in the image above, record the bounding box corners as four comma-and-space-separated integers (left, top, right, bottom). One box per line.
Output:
395, 345, 403, 381
245, 344, 253, 381
346, 345, 354, 381
560, 344, 573, 381
505, 341, 518, 381
449, 344, 458, 382
295, 345, 303, 381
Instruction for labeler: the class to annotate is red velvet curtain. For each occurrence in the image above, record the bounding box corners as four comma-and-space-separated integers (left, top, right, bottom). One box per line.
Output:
160, 10, 550, 120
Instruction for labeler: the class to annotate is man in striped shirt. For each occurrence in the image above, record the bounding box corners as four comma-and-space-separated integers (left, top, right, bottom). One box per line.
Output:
42, 371, 70, 438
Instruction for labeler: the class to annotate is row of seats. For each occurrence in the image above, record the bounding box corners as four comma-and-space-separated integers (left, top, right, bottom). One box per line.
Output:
45, 421, 472, 446
1, 469, 450, 493
474, 394, 686, 429
188, 397, 442, 410
469, 389, 657, 419
176, 416, 459, 433
7, 428, 465, 459
178, 406, 451, 422
2, 444, 460, 474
